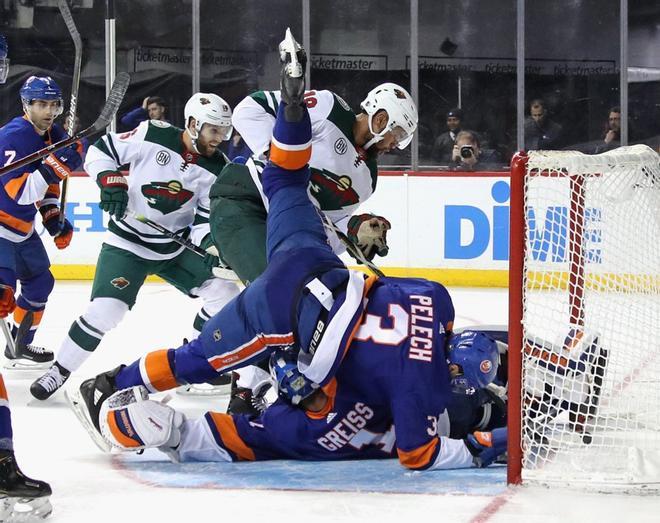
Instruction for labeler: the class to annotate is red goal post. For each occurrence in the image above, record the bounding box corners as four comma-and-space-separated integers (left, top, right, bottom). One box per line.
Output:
507, 145, 660, 492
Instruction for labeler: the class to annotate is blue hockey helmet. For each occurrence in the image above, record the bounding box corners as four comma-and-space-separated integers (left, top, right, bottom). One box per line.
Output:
20, 76, 63, 114
447, 330, 499, 390
0, 35, 8, 84
269, 349, 319, 405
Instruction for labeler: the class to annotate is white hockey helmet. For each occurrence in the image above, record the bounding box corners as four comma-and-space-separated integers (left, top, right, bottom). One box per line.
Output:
360, 83, 418, 150
184, 92, 233, 145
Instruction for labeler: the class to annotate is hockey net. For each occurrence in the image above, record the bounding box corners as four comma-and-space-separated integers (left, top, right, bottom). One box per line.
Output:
508, 145, 660, 493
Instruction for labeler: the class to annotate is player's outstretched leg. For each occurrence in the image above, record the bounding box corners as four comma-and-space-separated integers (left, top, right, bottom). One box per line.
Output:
278, 27, 306, 122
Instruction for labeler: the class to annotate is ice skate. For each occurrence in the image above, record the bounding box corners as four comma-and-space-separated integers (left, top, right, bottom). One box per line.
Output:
29, 363, 70, 400
226, 371, 272, 416
0, 450, 52, 522
278, 27, 307, 122
4, 343, 53, 370
65, 365, 124, 453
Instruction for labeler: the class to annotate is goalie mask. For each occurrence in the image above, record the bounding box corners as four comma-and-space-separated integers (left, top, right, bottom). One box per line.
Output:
448, 330, 499, 391
270, 349, 319, 406
184, 92, 233, 153
360, 82, 418, 151
0, 34, 8, 84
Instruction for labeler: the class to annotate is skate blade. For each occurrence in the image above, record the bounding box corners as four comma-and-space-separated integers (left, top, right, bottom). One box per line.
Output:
0, 495, 53, 522
176, 383, 230, 397
3, 359, 52, 371
64, 388, 112, 453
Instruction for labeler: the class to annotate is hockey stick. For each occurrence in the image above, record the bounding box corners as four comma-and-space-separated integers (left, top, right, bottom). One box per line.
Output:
58, 0, 83, 226
127, 211, 239, 281
321, 214, 385, 277
0, 318, 15, 359
0, 72, 130, 177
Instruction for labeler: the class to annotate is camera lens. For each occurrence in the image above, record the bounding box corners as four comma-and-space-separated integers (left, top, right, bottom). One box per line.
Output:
460, 145, 474, 159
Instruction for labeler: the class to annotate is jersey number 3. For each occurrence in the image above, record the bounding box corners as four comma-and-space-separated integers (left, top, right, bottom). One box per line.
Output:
354, 304, 408, 346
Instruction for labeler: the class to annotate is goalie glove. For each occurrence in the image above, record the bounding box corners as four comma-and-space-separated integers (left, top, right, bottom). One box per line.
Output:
98, 170, 129, 219
347, 213, 391, 262
99, 386, 185, 453
464, 427, 507, 468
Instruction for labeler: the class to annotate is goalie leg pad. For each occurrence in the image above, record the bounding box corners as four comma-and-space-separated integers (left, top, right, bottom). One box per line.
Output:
100, 386, 184, 452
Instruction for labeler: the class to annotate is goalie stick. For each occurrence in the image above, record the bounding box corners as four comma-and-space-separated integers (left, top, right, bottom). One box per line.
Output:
321, 214, 385, 278
0, 72, 130, 177
58, 0, 83, 226
127, 211, 239, 281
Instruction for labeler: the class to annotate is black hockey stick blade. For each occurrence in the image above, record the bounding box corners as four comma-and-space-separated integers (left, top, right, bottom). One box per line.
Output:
0, 72, 130, 177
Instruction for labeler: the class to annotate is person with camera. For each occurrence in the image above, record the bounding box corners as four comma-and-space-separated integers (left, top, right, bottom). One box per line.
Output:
449, 130, 504, 171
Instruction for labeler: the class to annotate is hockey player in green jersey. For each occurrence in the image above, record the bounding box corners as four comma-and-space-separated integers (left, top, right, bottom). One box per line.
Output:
210, 82, 417, 286
208, 35, 418, 413
30, 93, 241, 400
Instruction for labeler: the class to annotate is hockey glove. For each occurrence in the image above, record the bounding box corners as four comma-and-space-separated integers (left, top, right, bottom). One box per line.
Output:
40, 204, 74, 249
199, 234, 221, 271
464, 427, 507, 468
98, 170, 129, 219
0, 284, 16, 318
37, 145, 82, 184
347, 213, 391, 262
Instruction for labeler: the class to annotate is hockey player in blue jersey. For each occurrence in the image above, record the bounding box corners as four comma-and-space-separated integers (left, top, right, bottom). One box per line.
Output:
0, 74, 82, 367
78, 330, 505, 471
0, 35, 53, 522
68, 30, 505, 470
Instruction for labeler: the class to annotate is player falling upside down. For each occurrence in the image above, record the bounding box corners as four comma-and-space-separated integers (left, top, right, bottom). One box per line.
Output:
0, 73, 82, 369
68, 30, 505, 470
0, 34, 53, 522
30, 93, 241, 400
210, 30, 418, 411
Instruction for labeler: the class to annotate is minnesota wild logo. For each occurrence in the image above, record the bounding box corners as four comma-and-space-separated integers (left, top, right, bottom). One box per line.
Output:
141, 180, 193, 215
308, 168, 360, 211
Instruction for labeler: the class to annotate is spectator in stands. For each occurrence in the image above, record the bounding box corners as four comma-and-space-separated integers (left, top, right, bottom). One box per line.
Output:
227, 131, 252, 164
524, 99, 563, 151
594, 106, 621, 153
431, 107, 463, 164
119, 96, 167, 130
450, 130, 505, 171
62, 111, 89, 162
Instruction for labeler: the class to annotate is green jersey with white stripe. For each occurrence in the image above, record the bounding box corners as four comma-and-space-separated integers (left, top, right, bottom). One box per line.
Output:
84, 120, 228, 260
232, 89, 378, 228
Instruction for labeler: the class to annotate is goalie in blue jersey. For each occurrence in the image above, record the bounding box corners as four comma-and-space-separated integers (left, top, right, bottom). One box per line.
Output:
68, 30, 506, 470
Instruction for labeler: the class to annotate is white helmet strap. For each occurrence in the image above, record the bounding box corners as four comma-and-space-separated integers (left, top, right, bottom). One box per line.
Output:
363, 111, 390, 150
185, 118, 202, 154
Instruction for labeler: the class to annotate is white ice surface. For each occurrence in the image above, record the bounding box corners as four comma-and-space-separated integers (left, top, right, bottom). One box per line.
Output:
5, 282, 659, 523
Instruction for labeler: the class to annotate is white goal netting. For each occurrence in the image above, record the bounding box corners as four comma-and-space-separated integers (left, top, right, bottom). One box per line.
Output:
519, 145, 660, 492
